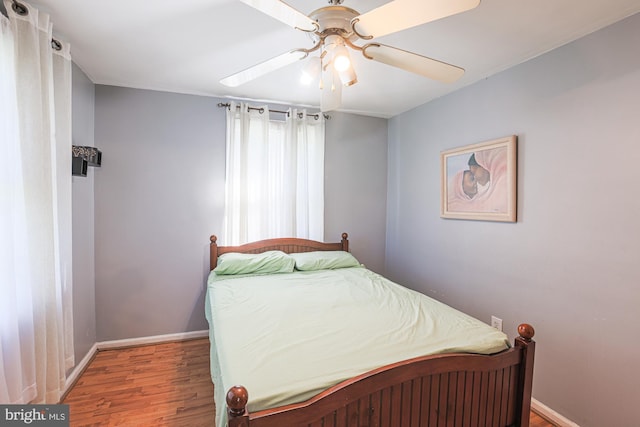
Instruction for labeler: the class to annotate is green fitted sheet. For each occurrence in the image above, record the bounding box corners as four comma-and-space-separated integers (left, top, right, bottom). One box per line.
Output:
205, 267, 510, 426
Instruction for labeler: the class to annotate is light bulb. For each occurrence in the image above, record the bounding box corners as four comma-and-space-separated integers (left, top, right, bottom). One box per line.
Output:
333, 44, 351, 72
300, 57, 321, 85
300, 71, 314, 85
334, 55, 350, 72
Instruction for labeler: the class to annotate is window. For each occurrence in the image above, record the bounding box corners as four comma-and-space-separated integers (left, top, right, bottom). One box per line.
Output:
223, 102, 325, 245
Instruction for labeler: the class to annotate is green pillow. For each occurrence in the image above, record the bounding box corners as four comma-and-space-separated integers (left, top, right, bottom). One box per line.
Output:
214, 251, 295, 275
292, 251, 361, 271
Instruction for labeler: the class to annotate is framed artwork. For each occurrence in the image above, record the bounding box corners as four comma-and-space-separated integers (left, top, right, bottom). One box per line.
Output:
440, 135, 517, 222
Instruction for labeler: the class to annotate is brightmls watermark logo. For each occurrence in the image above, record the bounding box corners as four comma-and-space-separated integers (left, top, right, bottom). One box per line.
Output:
1, 405, 68, 426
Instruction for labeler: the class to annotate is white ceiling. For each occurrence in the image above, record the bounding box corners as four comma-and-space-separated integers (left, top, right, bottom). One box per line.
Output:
24, 0, 640, 118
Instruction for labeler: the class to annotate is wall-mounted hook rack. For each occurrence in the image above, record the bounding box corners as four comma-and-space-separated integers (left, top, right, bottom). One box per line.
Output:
72, 145, 102, 177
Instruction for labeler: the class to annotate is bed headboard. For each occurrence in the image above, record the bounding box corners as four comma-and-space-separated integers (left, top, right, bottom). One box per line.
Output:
209, 233, 349, 271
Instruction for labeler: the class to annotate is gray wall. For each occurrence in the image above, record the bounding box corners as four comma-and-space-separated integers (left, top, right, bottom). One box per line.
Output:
71, 63, 96, 362
93, 88, 224, 341
93, 87, 388, 341
386, 13, 640, 427
325, 112, 388, 274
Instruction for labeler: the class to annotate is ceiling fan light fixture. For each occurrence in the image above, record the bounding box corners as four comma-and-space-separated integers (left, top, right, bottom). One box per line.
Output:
338, 66, 357, 86
224, 0, 478, 111
300, 56, 321, 85
321, 66, 342, 112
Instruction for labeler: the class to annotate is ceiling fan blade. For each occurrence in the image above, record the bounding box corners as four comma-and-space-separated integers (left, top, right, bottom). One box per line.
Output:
239, 0, 318, 32
220, 50, 307, 87
352, 0, 480, 39
362, 43, 464, 83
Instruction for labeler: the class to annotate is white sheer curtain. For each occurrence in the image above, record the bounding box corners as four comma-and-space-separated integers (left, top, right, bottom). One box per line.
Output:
0, 0, 74, 404
223, 102, 325, 245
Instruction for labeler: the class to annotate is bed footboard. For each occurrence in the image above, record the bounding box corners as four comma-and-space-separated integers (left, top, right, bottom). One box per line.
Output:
227, 324, 535, 427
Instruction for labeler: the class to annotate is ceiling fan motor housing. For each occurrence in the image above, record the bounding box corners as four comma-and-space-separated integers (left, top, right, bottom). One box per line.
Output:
307, 6, 360, 43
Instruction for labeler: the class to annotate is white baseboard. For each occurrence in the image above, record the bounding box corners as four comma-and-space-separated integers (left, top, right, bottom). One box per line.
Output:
64, 342, 98, 392
96, 329, 209, 350
532, 398, 580, 427
63, 330, 209, 396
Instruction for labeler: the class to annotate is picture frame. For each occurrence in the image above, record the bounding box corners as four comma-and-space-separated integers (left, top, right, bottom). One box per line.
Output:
440, 135, 517, 222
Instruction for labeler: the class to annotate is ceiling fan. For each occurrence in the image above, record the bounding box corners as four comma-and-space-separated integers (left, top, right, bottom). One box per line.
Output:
220, 0, 480, 112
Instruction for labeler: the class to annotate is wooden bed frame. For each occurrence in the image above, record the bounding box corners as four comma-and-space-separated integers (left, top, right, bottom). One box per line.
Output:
209, 233, 535, 427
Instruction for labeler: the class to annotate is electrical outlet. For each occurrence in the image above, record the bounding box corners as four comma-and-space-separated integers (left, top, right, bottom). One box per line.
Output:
491, 316, 503, 331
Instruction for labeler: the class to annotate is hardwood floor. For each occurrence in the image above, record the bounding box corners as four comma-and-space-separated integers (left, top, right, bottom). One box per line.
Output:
531, 411, 557, 427
63, 339, 215, 426
63, 338, 555, 426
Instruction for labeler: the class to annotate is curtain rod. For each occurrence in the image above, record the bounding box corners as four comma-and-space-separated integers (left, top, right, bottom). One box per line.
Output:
217, 103, 330, 120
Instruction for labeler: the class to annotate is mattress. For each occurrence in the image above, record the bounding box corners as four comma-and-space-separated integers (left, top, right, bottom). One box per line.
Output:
205, 266, 510, 426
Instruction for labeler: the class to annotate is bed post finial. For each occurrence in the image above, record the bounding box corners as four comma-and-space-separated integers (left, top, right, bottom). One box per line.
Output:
341, 232, 349, 252
227, 385, 249, 425
210, 235, 219, 271
517, 323, 535, 342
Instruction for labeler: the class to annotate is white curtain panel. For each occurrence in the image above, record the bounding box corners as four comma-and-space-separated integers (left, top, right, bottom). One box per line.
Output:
0, 0, 74, 404
51, 22, 74, 377
288, 108, 325, 240
0, 10, 35, 404
223, 102, 325, 245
